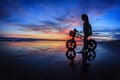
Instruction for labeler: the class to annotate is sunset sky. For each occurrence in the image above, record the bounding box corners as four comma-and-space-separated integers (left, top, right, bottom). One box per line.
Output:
0, 0, 120, 40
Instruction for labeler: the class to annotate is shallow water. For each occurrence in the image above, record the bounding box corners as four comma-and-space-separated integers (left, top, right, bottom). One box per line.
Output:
0, 41, 120, 80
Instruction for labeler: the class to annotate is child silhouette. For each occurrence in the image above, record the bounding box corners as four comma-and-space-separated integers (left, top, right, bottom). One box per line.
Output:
81, 14, 92, 53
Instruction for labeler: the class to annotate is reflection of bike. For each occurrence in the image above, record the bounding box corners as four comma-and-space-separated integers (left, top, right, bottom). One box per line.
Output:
66, 50, 76, 70
66, 49, 96, 61
66, 49, 76, 59
66, 49, 96, 79
66, 29, 97, 51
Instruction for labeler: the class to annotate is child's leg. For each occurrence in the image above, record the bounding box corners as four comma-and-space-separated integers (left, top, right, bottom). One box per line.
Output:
82, 35, 88, 53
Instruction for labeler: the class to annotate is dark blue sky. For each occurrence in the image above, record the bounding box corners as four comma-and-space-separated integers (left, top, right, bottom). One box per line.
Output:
0, 0, 120, 40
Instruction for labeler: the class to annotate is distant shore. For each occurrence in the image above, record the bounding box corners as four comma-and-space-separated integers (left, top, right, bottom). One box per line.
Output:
0, 37, 66, 42
0, 37, 120, 42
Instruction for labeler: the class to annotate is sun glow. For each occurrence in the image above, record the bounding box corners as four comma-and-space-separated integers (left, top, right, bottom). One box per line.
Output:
4, 32, 70, 40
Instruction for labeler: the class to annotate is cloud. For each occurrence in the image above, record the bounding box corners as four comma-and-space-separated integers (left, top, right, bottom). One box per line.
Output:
1, 0, 120, 19
0, 0, 12, 19
0, 0, 42, 19
78, 0, 120, 15
1, 0, 120, 40
5, 20, 67, 34
54, 9, 81, 27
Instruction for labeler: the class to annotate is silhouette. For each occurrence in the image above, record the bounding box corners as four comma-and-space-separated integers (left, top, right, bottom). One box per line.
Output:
79, 50, 96, 80
66, 49, 76, 59
82, 50, 96, 61
79, 53, 90, 80
66, 29, 97, 52
66, 14, 97, 53
66, 29, 77, 50
81, 14, 92, 53
81, 50, 96, 80
66, 49, 76, 70
65, 49, 96, 79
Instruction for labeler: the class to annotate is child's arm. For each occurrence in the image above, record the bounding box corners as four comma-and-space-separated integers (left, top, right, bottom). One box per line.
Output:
89, 24, 92, 35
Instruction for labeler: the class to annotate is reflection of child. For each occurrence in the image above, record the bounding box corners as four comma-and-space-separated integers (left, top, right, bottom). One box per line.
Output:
81, 14, 92, 53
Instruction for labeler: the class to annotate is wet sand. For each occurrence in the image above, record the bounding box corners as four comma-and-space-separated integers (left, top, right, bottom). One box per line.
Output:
0, 40, 120, 80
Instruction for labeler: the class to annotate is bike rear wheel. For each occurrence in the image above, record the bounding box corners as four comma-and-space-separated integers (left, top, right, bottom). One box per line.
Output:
87, 39, 97, 50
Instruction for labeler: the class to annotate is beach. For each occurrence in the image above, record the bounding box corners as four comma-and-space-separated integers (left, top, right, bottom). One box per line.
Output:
0, 40, 120, 80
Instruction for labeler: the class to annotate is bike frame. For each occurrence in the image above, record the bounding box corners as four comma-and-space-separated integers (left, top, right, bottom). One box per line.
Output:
70, 29, 83, 41
67, 28, 97, 50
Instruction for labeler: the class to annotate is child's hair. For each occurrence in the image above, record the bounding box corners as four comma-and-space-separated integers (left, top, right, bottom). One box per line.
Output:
81, 14, 88, 21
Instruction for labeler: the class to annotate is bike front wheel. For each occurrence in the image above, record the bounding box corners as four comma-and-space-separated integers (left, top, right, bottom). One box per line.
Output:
66, 39, 76, 49
66, 49, 76, 59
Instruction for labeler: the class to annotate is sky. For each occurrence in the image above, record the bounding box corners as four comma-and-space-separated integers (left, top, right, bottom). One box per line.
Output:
0, 0, 120, 40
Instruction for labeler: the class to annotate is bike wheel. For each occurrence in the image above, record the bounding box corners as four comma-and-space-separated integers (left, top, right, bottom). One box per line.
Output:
82, 50, 96, 61
87, 39, 97, 50
66, 49, 76, 59
66, 40, 76, 49
87, 50, 96, 61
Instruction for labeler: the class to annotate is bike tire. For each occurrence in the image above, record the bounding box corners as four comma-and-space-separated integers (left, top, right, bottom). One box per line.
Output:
87, 39, 97, 50
66, 39, 77, 49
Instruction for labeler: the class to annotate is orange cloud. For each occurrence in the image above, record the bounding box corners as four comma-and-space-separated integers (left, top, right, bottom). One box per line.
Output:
4, 32, 70, 40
